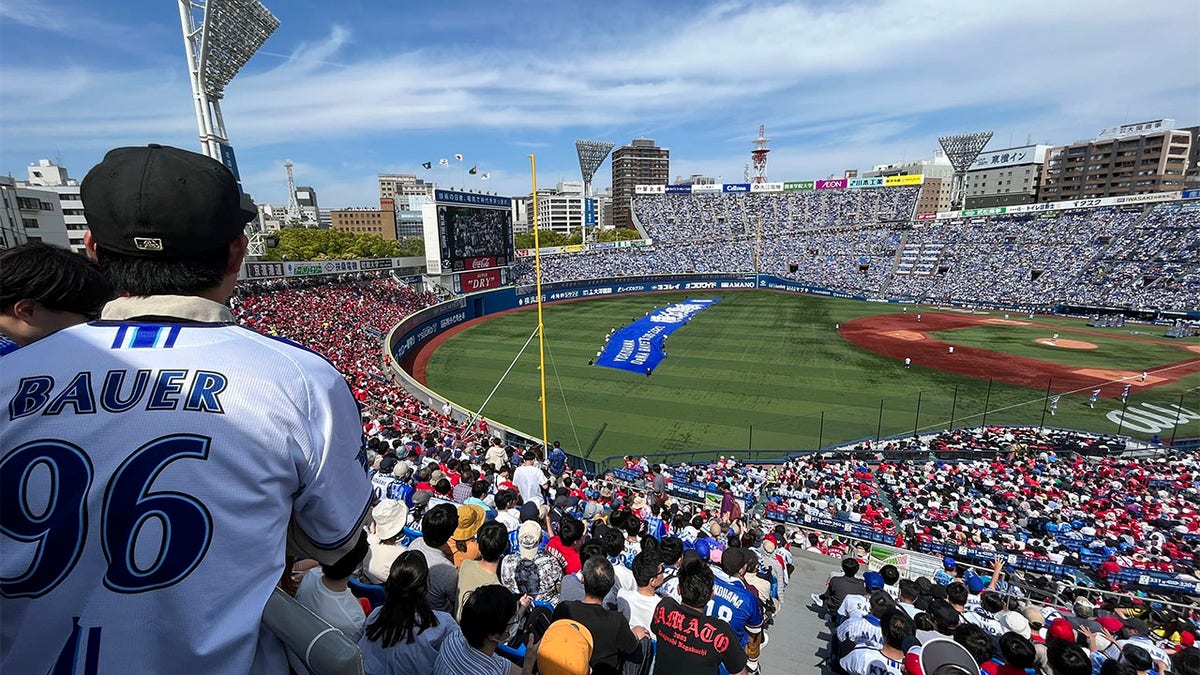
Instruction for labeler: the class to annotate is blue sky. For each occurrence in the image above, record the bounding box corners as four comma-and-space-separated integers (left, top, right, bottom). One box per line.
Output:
1, 0, 1198, 208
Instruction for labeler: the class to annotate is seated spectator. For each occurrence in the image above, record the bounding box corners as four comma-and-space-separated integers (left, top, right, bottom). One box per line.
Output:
712, 547, 765, 671
552, 556, 649, 675
547, 515, 585, 575
465, 480, 493, 512
651, 555, 747, 675
840, 609, 913, 675
451, 504, 486, 568
984, 632, 1038, 675
537, 619, 595, 675
407, 503, 461, 614
501, 520, 565, 604
560, 542, 621, 609
359, 551, 459, 675
820, 557, 866, 616
364, 499, 409, 584
291, 532, 371, 674
434, 584, 536, 675
603, 528, 637, 593
618, 551, 664, 633
657, 537, 685, 600
0, 240, 112, 348
458, 521, 508, 621
495, 490, 521, 532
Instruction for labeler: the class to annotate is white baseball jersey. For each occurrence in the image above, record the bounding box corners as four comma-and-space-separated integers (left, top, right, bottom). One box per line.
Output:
1, 312, 371, 674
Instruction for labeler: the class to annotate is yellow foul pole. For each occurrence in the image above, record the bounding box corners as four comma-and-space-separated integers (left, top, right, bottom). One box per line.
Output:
529, 155, 549, 450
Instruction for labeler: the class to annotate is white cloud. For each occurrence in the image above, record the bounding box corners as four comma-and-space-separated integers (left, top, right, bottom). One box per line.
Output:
1, 0, 1196, 205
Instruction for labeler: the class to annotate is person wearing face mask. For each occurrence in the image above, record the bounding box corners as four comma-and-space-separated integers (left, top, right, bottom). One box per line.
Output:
434, 584, 537, 675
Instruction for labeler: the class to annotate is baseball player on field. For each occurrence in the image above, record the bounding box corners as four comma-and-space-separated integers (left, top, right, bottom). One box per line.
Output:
0, 145, 372, 674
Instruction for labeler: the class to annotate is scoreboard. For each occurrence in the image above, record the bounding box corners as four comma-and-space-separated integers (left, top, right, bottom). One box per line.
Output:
424, 190, 514, 275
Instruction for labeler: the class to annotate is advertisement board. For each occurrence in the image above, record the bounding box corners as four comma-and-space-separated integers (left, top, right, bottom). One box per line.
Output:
815, 179, 847, 190
750, 182, 784, 192
454, 268, 503, 293
915, 213, 937, 221
848, 177, 885, 189
1096, 118, 1174, 140
217, 143, 242, 185
722, 183, 751, 193
1183, 189, 1200, 200
784, 181, 815, 191
884, 174, 924, 186
969, 145, 1047, 171
585, 198, 596, 226
691, 183, 722, 193
665, 184, 692, 194
635, 184, 666, 194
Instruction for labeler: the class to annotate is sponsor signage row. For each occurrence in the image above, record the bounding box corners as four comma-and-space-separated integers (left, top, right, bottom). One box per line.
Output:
1182, 189, 1200, 200
638, 175, 924, 195
454, 268, 504, 293
514, 238, 653, 258
241, 257, 420, 280
934, 191, 1184, 220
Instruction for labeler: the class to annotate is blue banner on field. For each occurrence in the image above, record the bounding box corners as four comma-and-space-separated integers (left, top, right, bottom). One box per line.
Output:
596, 299, 719, 374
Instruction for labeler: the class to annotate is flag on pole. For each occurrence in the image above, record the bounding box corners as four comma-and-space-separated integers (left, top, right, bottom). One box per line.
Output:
439, 158, 449, 167
469, 166, 478, 175
421, 161, 432, 170
1121, 384, 1131, 402
481, 172, 490, 180
454, 153, 463, 161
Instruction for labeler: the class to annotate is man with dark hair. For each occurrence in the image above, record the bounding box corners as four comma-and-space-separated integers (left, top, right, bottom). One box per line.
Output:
821, 556, 867, 617
290, 532, 371, 671
560, 544, 620, 609
839, 609, 913, 675
548, 515, 586, 574
1, 144, 372, 673
407, 503, 461, 613
618, 551, 663, 632
711, 547, 765, 673
652, 557, 747, 675
548, 440, 568, 477
1046, 641, 1091, 675
553, 556, 648, 675
657, 536, 685, 600
0, 241, 112, 350
952, 623, 993, 668
437, 584, 535, 675
514, 450, 549, 506
457, 521, 508, 620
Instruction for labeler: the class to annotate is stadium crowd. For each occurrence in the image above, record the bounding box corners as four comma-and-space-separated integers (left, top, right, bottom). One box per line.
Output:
513, 191, 1200, 312
222, 272, 1200, 675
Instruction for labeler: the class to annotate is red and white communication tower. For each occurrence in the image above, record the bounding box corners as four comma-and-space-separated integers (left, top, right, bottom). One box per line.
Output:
751, 124, 770, 184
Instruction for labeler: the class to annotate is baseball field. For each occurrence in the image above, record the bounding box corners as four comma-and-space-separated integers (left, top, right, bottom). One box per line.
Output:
415, 291, 1200, 462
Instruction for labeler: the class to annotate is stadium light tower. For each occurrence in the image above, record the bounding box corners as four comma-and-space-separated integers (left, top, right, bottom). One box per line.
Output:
938, 131, 993, 210
751, 124, 770, 184
179, 0, 279, 254
575, 140, 614, 242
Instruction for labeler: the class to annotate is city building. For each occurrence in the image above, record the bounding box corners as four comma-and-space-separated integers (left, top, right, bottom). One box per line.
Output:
612, 139, 669, 229
22, 159, 86, 253
672, 174, 718, 186
962, 145, 1052, 208
1039, 119, 1192, 202
523, 181, 588, 236
379, 173, 436, 209
863, 150, 954, 215
0, 175, 70, 249
295, 185, 322, 226
330, 199, 397, 240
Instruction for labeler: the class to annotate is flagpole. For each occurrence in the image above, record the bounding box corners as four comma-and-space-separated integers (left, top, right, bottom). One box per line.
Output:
530, 154, 548, 451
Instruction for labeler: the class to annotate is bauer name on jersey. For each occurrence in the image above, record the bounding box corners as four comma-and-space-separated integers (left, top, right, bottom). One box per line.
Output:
1, 320, 372, 674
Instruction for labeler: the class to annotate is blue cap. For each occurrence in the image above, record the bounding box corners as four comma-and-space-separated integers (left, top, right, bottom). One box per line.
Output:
694, 539, 711, 560
864, 571, 885, 590
966, 574, 985, 594
943, 557, 956, 570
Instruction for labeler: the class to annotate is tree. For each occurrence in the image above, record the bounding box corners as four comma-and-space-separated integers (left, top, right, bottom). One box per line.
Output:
514, 228, 580, 249
594, 228, 641, 243
261, 228, 423, 261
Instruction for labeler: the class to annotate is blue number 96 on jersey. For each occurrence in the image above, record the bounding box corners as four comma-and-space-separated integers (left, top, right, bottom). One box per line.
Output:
0, 434, 214, 598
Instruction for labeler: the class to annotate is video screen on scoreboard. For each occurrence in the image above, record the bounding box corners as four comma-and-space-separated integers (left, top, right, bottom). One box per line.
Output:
438, 204, 513, 271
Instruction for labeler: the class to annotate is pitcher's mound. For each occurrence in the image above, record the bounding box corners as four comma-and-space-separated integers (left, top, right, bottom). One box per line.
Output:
1036, 338, 1098, 350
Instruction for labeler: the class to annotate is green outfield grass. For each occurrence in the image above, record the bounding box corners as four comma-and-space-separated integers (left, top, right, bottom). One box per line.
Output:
929, 325, 1196, 369
421, 292, 1200, 462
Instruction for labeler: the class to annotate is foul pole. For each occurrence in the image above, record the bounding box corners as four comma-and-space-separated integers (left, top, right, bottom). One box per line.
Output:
530, 155, 549, 449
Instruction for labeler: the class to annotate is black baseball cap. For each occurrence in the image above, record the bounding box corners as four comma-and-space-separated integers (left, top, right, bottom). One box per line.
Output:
82, 144, 256, 257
